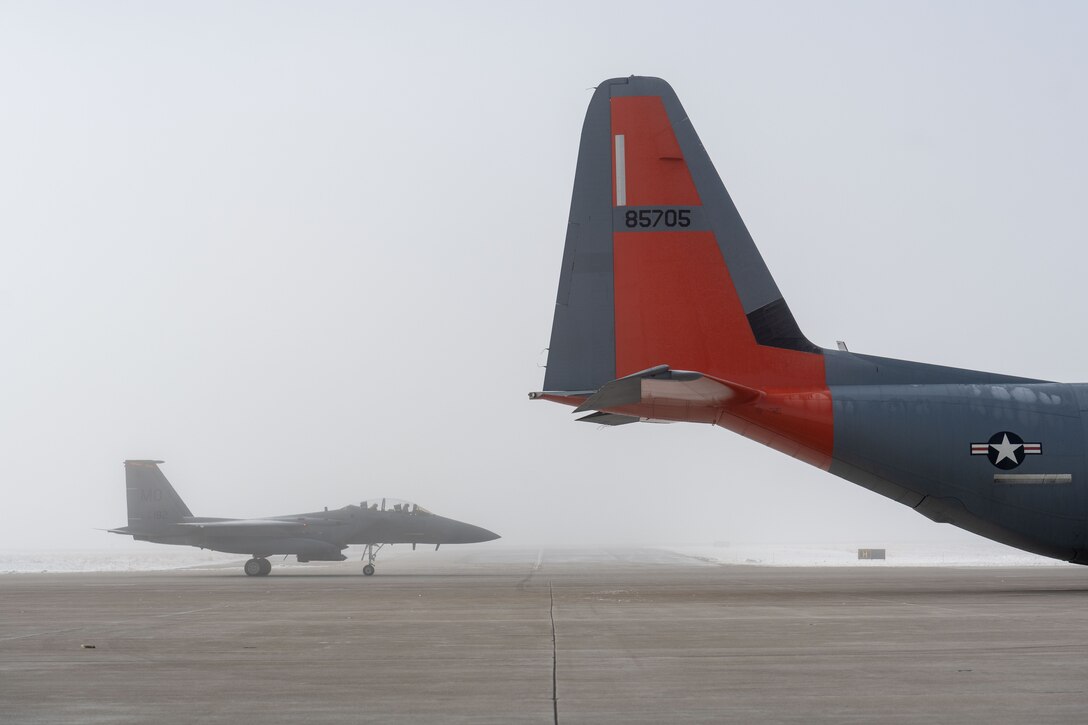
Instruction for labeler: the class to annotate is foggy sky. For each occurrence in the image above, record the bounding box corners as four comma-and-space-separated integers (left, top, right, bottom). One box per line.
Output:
2, 1, 1087, 551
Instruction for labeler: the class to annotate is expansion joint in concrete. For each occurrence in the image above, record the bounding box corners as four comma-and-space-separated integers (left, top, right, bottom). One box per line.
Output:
549, 580, 558, 725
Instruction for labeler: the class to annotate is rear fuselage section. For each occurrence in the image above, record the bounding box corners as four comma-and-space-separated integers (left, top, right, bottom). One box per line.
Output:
824, 350, 1087, 561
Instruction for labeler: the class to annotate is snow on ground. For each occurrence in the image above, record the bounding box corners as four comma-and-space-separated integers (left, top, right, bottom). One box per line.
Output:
665, 541, 1069, 567
0, 549, 245, 574
0, 545, 438, 574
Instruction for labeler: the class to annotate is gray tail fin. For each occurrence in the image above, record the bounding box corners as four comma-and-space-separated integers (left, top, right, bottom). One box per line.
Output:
124, 460, 193, 529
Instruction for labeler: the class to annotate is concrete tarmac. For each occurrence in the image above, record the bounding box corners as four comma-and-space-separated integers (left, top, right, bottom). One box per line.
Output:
3, 547, 1088, 724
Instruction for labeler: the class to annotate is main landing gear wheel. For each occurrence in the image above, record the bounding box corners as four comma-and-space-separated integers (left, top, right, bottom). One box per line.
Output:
244, 558, 271, 576
362, 564, 376, 576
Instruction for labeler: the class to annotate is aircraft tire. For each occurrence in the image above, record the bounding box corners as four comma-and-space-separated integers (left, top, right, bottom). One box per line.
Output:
362, 564, 376, 576
258, 558, 272, 576
244, 558, 262, 576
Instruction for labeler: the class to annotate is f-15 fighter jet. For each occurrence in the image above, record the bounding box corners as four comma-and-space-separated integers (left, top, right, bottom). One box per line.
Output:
109, 460, 499, 576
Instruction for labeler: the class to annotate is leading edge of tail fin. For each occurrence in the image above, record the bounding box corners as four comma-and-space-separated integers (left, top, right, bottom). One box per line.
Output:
124, 459, 193, 529
543, 76, 820, 395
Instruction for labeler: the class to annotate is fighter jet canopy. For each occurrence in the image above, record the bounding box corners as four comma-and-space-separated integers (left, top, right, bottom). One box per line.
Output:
357, 498, 433, 515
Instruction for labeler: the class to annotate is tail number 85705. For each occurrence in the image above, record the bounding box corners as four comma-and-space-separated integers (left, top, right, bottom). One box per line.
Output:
624, 209, 692, 228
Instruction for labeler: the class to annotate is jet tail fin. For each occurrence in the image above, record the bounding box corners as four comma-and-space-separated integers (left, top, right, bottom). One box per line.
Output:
124, 460, 192, 530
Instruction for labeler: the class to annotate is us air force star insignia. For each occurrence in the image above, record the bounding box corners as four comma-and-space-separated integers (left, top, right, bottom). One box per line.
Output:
970, 431, 1042, 470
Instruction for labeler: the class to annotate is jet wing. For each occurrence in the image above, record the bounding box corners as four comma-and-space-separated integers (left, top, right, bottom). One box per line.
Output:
177, 519, 309, 530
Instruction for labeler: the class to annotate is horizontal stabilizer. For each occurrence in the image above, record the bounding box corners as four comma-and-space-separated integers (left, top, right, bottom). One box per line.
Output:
574, 365, 760, 418
576, 411, 641, 426
573, 365, 674, 413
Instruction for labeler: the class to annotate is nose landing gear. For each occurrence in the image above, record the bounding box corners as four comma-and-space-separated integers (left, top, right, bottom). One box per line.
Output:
361, 544, 384, 576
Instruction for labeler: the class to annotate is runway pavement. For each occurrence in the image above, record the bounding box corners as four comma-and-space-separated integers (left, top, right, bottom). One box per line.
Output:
2, 547, 1088, 724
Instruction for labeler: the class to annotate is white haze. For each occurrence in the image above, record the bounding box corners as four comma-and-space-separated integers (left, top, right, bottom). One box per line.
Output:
1, 2, 1086, 554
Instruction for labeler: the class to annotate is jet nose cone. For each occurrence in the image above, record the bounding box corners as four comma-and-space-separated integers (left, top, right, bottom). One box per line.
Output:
435, 517, 501, 544
464, 524, 500, 543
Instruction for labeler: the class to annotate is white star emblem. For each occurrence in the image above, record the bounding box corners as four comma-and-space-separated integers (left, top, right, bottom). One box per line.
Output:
990, 434, 1022, 465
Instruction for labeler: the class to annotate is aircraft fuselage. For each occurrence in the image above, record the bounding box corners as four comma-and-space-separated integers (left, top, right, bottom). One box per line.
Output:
133, 507, 500, 559
826, 359, 1086, 561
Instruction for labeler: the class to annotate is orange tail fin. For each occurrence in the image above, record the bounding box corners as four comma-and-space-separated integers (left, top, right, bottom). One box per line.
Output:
538, 77, 832, 468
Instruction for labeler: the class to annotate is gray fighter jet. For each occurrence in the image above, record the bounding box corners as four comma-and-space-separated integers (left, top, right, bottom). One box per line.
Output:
109, 460, 499, 576
533, 75, 1088, 564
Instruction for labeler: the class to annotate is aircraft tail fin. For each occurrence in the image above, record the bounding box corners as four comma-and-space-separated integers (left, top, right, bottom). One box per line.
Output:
542, 76, 823, 396
124, 460, 193, 529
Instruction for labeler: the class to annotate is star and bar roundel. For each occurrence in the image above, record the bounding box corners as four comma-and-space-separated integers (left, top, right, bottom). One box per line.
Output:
970, 431, 1042, 470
